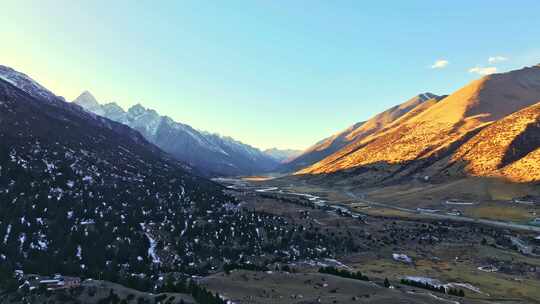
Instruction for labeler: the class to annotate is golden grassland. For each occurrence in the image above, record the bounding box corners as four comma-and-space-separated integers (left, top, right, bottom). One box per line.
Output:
260, 176, 540, 223
345, 245, 540, 303
463, 203, 535, 222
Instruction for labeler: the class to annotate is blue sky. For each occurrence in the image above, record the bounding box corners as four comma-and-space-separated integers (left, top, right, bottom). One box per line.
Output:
2, 1, 540, 150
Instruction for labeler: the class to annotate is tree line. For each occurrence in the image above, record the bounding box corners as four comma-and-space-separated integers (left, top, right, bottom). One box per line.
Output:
400, 278, 465, 297
318, 266, 369, 281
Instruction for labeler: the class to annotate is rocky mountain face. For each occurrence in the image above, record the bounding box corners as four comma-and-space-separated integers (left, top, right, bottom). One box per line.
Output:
296, 65, 540, 184
283, 93, 442, 172
73, 92, 278, 177
0, 66, 339, 283
263, 148, 302, 163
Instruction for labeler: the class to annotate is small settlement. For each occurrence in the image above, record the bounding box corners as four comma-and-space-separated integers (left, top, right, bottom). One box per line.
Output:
17, 272, 81, 291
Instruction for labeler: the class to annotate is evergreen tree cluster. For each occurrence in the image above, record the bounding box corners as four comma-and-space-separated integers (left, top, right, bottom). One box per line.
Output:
318, 266, 369, 281
188, 283, 225, 304
448, 288, 465, 297
223, 263, 269, 274
143, 276, 226, 304
0, 128, 347, 280
82, 275, 227, 304
259, 193, 315, 208
0, 263, 18, 292
400, 279, 465, 297
401, 278, 445, 293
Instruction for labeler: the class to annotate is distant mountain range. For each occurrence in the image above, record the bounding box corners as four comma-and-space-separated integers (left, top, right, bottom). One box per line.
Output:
73, 91, 278, 177
2, 62, 538, 186
292, 64, 540, 184
263, 148, 302, 163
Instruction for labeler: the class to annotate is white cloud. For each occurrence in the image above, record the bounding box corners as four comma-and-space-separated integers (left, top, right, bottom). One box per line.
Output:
430, 59, 449, 69
488, 56, 508, 64
469, 66, 497, 75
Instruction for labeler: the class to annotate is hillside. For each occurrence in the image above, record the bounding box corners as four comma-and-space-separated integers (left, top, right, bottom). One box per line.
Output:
282, 93, 441, 172
443, 102, 540, 182
0, 66, 344, 288
73, 91, 278, 177
298, 65, 540, 184
0, 70, 225, 278
0, 279, 196, 304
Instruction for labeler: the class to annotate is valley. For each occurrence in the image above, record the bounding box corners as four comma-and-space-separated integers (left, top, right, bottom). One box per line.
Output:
1, 48, 540, 304
211, 176, 540, 303
226, 176, 540, 230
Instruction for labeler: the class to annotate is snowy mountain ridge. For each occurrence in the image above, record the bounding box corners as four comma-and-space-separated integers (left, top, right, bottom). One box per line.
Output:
73, 91, 278, 176
0, 65, 63, 104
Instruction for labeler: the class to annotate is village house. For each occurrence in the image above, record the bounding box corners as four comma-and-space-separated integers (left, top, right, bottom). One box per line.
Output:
477, 265, 499, 272
32, 274, 81, 290
510, 237, 533, 255
513, 196, 540, 205
392, 253, 413, 264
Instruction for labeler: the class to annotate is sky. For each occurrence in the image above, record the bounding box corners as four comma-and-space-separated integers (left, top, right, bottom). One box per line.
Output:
2, 1, 540, 150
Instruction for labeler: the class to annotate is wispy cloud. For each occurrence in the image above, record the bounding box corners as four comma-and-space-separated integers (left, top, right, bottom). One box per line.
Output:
430, 59, 449, 69
469, 66, 497, 75
488, 56, 508, 64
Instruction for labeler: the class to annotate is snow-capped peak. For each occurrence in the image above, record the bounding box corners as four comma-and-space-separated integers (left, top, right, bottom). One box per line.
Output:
418, 92, 437, 102
128, 103, 146, 114
73, 91, 101, 110
72, 91, 278, 175
102, 102, 125, 114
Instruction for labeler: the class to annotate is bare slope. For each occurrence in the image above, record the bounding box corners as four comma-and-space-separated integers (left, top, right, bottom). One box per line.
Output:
283, 93, 440, 172
445, 102, 540, 182
299, 65, 540, 183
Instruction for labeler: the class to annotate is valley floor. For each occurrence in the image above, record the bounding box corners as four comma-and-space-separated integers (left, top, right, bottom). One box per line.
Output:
212, 176, 540, 304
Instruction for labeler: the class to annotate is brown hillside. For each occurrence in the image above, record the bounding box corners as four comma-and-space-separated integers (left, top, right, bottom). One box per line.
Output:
284, 93, 440, 172
298, 65, 540, 184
